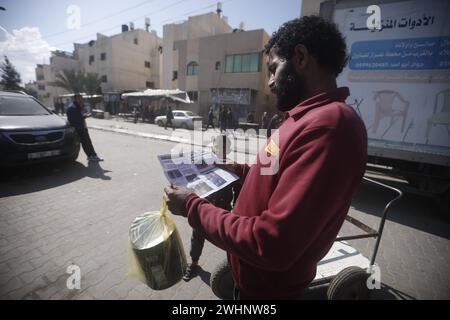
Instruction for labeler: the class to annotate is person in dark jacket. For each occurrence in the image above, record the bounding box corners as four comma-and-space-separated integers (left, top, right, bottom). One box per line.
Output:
266, 113, 283, 138
246, 111, 255, 123
260, 111, 270, 130
205, 106, 216, 130
67, 94, 103, 162
165, 105, 174, 130
219, 105, 227, 133
226, 107, 234, 131
163, 16, 367, 299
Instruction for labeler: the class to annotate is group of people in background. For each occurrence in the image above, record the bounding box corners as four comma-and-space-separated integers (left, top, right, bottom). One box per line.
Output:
205, 105, 283, 135
53, 98, 71, 115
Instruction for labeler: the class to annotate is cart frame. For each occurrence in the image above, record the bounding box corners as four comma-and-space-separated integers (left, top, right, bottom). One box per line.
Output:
307, 176, 403, 290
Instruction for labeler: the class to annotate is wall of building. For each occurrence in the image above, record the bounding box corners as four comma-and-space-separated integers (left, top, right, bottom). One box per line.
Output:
75, 29, 162, 92
172, 29, 277, 123
162, 12, 232, 89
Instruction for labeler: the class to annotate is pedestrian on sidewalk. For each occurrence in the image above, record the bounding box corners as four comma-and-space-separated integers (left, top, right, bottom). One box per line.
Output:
219, 105, 227, 133
164, 16, 367, 299
267, 113, 283, 138
226, 107, 234, 131
246, 111, 255, 123
205, 106, 216, 130
165, 105, 174, 130
261, 111, 269, 130
67, 93, 103, 162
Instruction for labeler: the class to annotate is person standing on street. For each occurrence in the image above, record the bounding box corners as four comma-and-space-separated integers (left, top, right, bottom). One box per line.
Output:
219, 105, 227, 133
226, 107, 234, 131
267, 113, 283, 138
205, 106, 216, 130
67, 93, 103, 162
164, 16, 367, 299
165, 105, 174, 130
260, 111, 270, 130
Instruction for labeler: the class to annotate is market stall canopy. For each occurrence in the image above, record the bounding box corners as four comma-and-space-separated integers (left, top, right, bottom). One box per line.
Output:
121, 89, 192, 104
58, 93, 102, 99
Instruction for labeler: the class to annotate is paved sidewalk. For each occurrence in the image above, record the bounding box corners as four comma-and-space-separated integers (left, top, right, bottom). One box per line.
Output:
85, 117, 264, 156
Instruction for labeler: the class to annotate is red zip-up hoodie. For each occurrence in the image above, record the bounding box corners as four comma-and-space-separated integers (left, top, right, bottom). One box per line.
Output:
184, 87, 367, 299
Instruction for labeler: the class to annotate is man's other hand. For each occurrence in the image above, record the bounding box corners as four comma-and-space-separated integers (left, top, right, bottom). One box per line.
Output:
163, 185, 195, 217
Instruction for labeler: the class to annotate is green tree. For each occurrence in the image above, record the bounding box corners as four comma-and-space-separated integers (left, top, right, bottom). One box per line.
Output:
51, 69, 85, 93
51, 70, 102, 95
83, 73, 102, 95
0, 55, 22, 90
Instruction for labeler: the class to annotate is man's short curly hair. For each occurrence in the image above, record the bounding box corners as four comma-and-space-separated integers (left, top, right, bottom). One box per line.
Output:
265, 16, 348, 76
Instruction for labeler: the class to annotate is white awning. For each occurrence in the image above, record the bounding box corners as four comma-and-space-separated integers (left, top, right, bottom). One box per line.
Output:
122, 89, 192, 104
57, 93, 101, 99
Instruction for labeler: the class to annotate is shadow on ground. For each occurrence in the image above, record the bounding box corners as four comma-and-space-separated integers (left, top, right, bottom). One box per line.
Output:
351, 178, 450, 239
0, 160, 112, 197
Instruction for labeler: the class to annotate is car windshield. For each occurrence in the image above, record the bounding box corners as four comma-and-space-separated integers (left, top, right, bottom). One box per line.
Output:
0, 96, 50, 116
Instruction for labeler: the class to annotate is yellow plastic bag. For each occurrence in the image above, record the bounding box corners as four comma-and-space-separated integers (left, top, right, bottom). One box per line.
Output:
127, 199, 187, 290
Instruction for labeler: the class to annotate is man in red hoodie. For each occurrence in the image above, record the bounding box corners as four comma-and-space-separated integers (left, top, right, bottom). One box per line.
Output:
164, 16, 367, 299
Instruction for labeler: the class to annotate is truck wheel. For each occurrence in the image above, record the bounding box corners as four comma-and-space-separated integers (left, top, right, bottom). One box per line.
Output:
327, 266, 371, 300
210, 258, 233, 300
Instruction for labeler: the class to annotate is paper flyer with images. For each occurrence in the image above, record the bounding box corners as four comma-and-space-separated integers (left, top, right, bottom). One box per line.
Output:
157, 150, 239, 198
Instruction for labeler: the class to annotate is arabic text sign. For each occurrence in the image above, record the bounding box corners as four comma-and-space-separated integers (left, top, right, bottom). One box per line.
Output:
210, 88, 251, 105
350, 36, 450, 70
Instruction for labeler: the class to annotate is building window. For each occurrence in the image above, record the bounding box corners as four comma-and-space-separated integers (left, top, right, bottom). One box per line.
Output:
134, 38, 138, 45
100, 53, 106, 60
101, 75, 107, 83
172, 71, 178, 81
146, 81, 154, 88
215, 61, 221, 71
145, 61, 151, 68
38, 85, 45, 91
37, 75, 44, 80
187, 61, 199, 76
187, 91, 198, 102
224, 53, 260, 73
89, 55, 95, 65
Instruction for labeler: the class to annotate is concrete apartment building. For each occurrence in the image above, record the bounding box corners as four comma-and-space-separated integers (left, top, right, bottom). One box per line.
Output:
163, 11, 275, 122
172, 28, 276, 122
75, 27, 162, 93
162, 12, 233, 90
35, 25, 162, 109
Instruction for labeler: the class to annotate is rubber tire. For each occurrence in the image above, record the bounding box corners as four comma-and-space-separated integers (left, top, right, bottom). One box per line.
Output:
68, 149, 80, 162
157, 120, 164, 127
181, 122, 188, 130
67, 142, 80, 162
327, 266, 371, 300
210, 258, 234, 300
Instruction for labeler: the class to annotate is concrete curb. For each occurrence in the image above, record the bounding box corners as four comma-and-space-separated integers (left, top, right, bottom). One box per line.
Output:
88, 125, 258, 156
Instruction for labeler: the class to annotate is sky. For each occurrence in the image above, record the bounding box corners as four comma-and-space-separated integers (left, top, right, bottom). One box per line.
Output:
0, 0, 302, 84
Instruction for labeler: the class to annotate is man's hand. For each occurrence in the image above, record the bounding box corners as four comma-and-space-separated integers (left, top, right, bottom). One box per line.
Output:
163, 185, 196, 217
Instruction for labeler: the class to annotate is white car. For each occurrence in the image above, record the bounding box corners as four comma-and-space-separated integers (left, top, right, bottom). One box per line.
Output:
155, 110, 203, 130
